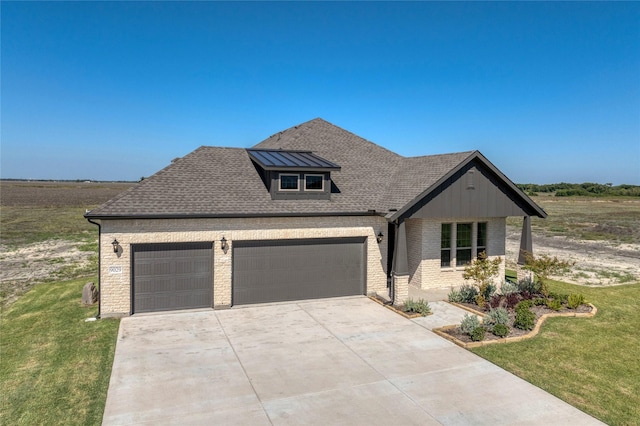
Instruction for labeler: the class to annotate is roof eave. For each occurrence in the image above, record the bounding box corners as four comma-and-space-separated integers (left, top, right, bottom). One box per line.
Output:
84, 210, 386, 220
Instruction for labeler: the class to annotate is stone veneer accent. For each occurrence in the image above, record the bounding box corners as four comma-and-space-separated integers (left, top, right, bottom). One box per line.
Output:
406, 217, 506, 290
98, 216, 389, 317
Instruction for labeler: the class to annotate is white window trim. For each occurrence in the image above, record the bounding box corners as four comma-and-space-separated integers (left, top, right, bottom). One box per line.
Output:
279, 173, 300, 191
303, 174, 324, 191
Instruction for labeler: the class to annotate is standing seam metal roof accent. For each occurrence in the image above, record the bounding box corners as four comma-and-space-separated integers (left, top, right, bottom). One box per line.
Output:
247, 149, 341, 170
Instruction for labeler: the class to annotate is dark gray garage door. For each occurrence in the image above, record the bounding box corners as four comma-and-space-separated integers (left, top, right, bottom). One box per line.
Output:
233, 237, 366, 305
132, 242, 213, 313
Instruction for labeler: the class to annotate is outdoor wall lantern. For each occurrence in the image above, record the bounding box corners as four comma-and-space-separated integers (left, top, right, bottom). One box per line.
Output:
112, 239, 119, 253
220, 236, 228, 251
376, 232, 384, 244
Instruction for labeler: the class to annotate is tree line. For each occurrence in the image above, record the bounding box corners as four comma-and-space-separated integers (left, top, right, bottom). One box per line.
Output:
517, 182, 640, 197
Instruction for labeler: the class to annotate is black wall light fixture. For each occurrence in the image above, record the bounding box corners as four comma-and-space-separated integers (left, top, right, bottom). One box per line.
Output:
112, 239, 119, 253
376, 232, 384, 244
221, 236, 228, 251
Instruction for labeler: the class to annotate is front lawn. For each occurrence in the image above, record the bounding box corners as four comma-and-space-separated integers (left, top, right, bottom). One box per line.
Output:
0, 278, 120, 425
472, 281, 640, 426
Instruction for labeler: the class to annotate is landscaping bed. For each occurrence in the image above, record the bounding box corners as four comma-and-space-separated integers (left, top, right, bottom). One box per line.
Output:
438, 280, 595, 347
436, 302, 595, 348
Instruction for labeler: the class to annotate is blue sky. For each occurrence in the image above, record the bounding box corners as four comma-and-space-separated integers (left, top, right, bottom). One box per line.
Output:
2, 1, 639, 184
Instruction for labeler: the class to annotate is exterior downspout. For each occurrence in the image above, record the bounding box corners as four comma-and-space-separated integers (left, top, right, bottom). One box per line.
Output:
87, 218, 102, 319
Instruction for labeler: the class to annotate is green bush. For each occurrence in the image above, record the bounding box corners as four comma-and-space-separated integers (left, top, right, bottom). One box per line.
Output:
460, 313, 481, 335
567, 293, 585, 309
470, 326, 486, 342
448, 288, 463, 303
484, 307, 510, 328
517, 277, 541, 294
492, 323, 509, 338
533, 297, 547, 306
500, 280, 519, 296
514, 301, 536, 330
549, 292, 569, 303
546, 298, 562, 311
483, 283, 497, 300
403, 298, 432, 316
459, 284, 479, 304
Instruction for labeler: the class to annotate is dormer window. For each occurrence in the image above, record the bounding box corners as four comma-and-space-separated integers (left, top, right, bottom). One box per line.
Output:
305, 174, 324, 191
280, 174, 299, 191
247, 148, 340, 201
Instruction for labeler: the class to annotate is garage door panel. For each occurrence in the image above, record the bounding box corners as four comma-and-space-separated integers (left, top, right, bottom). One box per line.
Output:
133, 242, 213, 314
233, 237, 366, 305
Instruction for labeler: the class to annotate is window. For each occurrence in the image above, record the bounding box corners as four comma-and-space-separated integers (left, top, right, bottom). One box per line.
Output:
279, 174, 299, 191
304, 174, 324, 191
477, 222, 487, 256
441, 223, 451, 267
456, 223, 472, 266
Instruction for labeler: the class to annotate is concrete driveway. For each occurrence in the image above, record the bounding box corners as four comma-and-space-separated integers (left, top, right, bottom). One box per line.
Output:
102, 297, 602, 425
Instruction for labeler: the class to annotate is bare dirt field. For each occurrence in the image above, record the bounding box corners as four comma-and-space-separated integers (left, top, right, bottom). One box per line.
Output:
0, 181, 135, 306
506, 230, 640, 286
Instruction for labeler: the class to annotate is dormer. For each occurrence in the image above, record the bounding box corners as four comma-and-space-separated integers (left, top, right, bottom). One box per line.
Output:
247, 149, 340, 200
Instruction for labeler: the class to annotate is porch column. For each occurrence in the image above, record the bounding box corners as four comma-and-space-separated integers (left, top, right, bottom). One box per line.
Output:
517, 216, 534, 282
392, 220, 409, 304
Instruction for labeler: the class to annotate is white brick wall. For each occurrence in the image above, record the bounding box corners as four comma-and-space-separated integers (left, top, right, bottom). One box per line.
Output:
407, 217, 506, 290
99, 216, 389, 316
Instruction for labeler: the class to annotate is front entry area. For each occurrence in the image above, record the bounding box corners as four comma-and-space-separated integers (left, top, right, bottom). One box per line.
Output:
132, 242, 213, 313
232, 237, 366, 305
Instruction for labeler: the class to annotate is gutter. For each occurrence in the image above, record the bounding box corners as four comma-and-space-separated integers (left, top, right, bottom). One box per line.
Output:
84, 210, 388, 221
86, 218, 101, 319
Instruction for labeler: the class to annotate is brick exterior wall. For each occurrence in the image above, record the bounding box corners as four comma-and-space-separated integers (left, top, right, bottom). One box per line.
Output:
99, 216, 389, 316
406, 217, 506, 290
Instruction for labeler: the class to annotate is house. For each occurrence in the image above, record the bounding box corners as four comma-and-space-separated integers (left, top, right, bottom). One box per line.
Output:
85, 118, 546, 317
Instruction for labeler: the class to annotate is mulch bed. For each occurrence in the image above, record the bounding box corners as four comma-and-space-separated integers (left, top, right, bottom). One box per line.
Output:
441, 303, 594, 344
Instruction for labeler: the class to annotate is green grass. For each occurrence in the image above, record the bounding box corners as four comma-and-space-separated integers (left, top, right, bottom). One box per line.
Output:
0, 278, 120, 425
472, 280, 640, 426
0, 206, 98, 247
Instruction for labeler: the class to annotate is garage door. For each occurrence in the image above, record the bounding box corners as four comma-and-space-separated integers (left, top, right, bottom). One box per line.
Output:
233, 237, 366, 305
132, 242, 213, 313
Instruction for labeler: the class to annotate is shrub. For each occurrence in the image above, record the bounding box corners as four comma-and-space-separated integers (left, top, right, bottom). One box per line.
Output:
567, 293, 585, 309
474, 294, 486, 308
514, 301, 535, 330
448, 288, 463, 303
484, 307, 510, 328
517, 299, 533, 310
489, 294, 504, 309
517, 277, 540, 295
483, 283, 497, 300
460, 313, 481, 335
504, 292, 523, 309
403, 298, 432, 316
522, 252, 575, 296
463, 252, 502, 307
549, 292, 568, 304
470, 326, 486, 342
546, 298, 562, 311
492, 323, 509, 338
533, 297, 547, 306
500, 280, 519, 296
459, 284, 479, 304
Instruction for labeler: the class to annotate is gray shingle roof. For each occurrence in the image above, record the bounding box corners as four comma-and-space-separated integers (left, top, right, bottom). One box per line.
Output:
85, 118, 486, 218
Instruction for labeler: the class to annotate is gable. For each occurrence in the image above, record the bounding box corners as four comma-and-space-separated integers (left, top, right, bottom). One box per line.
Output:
398, 158, 546, 220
